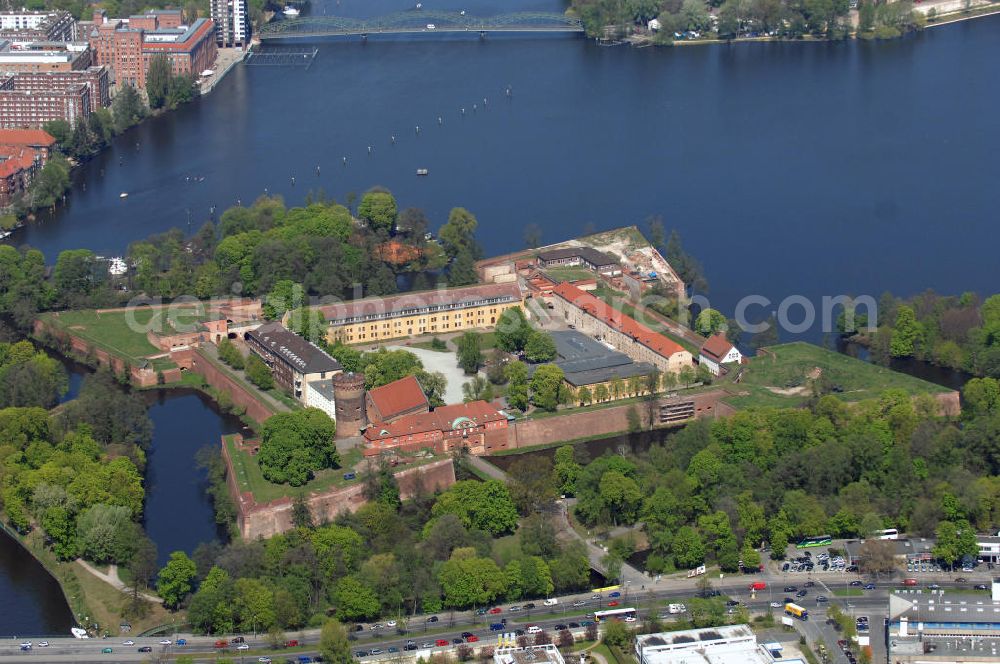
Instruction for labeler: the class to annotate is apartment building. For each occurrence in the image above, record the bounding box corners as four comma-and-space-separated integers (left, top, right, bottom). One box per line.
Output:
0, 11, 76, 43
210, 0, 250, 47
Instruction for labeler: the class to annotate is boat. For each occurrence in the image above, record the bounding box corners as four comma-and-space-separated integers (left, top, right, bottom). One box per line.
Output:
119, 192, 128, 198
282, 5, 300, 15
71, 627, 89, 639
416, 168, 429, 176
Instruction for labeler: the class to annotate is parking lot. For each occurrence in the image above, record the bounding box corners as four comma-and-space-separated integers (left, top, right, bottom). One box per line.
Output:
779, 546, 856, 575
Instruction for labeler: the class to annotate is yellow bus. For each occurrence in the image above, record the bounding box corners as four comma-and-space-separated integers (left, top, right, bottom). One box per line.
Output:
784, 603, 808, 620
591, 585, 621, 595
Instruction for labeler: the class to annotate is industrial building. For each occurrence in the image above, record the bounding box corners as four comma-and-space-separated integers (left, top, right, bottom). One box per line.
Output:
888, 584, 1000, 662
635, 625, 805, 664
318, 282, 524, 345
547, 330, 658, 401
550, 282, 694, 376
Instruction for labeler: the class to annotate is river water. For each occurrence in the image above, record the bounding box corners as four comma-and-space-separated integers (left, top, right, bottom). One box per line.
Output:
11, 5, 1000, 331
2, 0, 998, 634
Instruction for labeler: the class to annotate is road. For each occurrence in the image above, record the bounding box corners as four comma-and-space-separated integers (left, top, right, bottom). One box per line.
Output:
0, 577, 913, 663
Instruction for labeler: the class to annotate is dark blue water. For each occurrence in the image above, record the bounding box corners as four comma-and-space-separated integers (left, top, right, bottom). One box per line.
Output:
142, 389, 245, 567
0, 381, 244, 635
11, 10, 1000, 332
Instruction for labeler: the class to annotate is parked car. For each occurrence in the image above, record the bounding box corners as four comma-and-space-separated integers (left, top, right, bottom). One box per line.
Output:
467, 636, 479, 643
817, 595, 829, 602
783, 586, 797, 592
608, 592, 621, 598
426, 616, 439, 623
343, 472, 356, 480
544, 598, 559, 605
435, 640, 448, 647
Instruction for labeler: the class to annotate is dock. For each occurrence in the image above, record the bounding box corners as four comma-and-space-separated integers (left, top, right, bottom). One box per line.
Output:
245, 45, 319, 69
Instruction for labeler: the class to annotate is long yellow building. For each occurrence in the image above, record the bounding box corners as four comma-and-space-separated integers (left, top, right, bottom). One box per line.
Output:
317, 283, 524, 345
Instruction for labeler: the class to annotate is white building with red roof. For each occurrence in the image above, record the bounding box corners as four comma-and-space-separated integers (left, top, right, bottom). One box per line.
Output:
698, 333, 742, 376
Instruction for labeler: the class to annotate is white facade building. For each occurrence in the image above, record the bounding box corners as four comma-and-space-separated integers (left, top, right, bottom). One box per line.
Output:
636, 625, 804, 664
698, 333, 742, 376
210, 0, 249, 47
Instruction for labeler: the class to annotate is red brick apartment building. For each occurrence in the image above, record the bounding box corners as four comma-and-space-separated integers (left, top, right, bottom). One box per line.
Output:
86, 11, 215, 89
0, 78, 90, 129
0, 129, 55, 206
3, 67, 110, 113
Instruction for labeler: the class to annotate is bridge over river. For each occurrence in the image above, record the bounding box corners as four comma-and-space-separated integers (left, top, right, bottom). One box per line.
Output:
257, 11, 585, 40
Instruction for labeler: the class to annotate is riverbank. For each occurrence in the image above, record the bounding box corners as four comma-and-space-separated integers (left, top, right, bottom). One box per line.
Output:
624, 0, 1000, 48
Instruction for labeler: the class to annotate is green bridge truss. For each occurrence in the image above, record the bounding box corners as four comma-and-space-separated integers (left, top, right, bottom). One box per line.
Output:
258, 11, 584, 39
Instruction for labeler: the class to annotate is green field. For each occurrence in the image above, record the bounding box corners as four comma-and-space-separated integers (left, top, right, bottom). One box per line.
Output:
543, 266, 599, 283
225, 436, 446, 503
42, 306, 217, 363
724, 342, 950, 409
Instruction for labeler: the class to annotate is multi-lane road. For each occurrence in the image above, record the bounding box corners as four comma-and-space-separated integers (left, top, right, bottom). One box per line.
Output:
1, 575, 981, 663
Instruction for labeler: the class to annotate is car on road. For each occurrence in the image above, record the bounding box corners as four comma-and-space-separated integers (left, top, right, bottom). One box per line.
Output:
427, 615, 439, 623
554, 624, 567, 631
462, 632, 475, 639
371, 624, 383, 630
803, 581, 815, 588
783, 597, 795, 604
591, 594, 601, 599
386, 620, 397, 627
849, 580, 862, 587
569, 622, 581, 628
816, 595, 829, 602
159, 639, 172, 645
608, 600, 620, 607
355, 651, 367, 658
232, 636, 246, 644
544, 598, 559, 605
467, 635, 479, 643
509, 605, 522, 612
975, 584, 989, 590
388, 646, 400, 653
123, 640, 135, 646
955, 577, 968, 583
770, 601, 783, 608
524, 603, 536, 609
258, 658, 272, 664
608, 592, 621, 598
102, 648, 113, 654
573, 600, 587, 607
238, 644, 250, 650
476, 608, 488, 615
580, 621, 594, 627
285, 640, 299, 648
177, 638, 187, 645
903, 578, 918, 586
36, 641, 48, 648
796, 590, 808, 598
783, 586, 797, 592
927, 583, 941, 590
863, 583, 876, 590
369, 648, 383, 656
625, 616, 637, 622
489, 607, 502, 614
452, 638, 464, 645
139, 646, 152, 653
435, 640, 449, 647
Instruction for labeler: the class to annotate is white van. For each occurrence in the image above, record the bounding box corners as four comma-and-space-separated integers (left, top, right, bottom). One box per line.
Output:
543, 598, 558, 606
527, 625, 542, 634
668, 603, 686, 614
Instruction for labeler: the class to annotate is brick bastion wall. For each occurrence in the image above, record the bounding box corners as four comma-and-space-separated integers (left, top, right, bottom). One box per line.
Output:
506, 389, 734, 450
171, 347, 276, 424
221, 435, 456, 540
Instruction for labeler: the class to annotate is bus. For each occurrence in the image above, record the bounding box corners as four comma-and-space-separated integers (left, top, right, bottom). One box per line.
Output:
877, 528, 899, 540
594, 608, 637, 623
796, 535, 833, 549
591, 585, 621, 595
784, 603, 808, 620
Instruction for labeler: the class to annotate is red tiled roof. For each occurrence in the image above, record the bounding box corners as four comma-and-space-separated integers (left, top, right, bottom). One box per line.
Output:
367, 375, 428, 421
700, 333, 734, 363
552, 282, 687, 360
364, 400, 505, 441
0, 129, 55, 148
0, 148, 36, 178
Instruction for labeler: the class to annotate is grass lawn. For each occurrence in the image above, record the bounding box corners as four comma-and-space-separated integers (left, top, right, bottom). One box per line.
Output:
724, 342, 950, 410
226, 438, 446, 503
832, 588, 865, 597
410, 339, 451, 352
43, 305, 218, 364
543, 266, 599, 283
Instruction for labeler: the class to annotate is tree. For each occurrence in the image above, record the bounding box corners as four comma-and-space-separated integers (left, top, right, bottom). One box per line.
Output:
462, 375, 493, 402
602, 619, 631, 648
506, 359, 530, 411
112, 83, 146, 132
681, 0, 711, 29
431, 480, 519, 536
158, 551, 197, 609
530, 364, 565, 412
524, 331, 557, 363
456, 331, 484, 374
507, 457, 557, 514
319, 618, 354, 664
256, 408, 338, 486
439, 548, 508, 607
496, 307, 532, 352
672, 526, 706, 569
932, 520, 978, 568
448, 248, 478, 287
146, 54, 172, 110
244, 353, 274, 390
695, 308, 726, 336
357, 190, 398, 233
333, 576, 380, 620
439, 207, 481, 260
890, 305, 922, 357
858, 539, 896, 575
362, 348, 423, 389
76, 504, 138, 564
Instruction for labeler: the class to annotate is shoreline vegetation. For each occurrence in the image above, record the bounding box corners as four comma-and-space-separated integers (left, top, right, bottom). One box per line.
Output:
568, 0, 1000, 46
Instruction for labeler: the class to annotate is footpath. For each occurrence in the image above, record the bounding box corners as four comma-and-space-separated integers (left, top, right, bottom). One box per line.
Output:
75, 560, 162, 604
